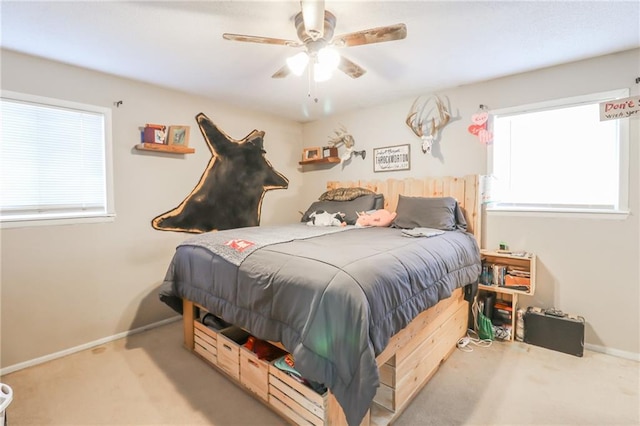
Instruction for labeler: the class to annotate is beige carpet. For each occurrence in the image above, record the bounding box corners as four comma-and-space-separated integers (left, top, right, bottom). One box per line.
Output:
3, 320, 639, 425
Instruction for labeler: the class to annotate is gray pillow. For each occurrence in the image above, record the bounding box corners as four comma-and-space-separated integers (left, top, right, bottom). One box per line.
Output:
301, 194, 378, 225
373, 193, 385, 210
392, 195, 467, 231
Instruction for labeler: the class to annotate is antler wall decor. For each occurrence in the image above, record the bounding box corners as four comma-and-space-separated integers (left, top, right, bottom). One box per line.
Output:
328, 125, 360, 161
405, 94, 451, 154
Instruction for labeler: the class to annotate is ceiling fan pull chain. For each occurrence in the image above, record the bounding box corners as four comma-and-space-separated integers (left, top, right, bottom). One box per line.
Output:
313, 76, 319, 103
307, 64, 312, 100
307, 64, 319, 103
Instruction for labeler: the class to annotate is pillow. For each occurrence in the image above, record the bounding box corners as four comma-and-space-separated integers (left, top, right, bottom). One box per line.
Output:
301, 194, 377, 225
355, 209, 397, 227
373, 193, 385, 210
392, 195, 467, 231
306, 210, 346, 227
319, 187, 375, 201
317, 187, 384, 210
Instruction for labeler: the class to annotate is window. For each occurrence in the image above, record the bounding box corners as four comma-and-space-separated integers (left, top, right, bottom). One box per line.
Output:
1, 91, 114, 226
488, 89, 629, 215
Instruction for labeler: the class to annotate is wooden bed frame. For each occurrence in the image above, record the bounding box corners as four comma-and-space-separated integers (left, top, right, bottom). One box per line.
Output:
182, 175, 481, 426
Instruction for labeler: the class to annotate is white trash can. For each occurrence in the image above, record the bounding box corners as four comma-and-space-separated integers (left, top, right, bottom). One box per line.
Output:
0, 383, 13, 426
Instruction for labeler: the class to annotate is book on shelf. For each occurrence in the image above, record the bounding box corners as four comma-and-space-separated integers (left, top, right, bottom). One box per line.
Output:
505, 274, 530, 286
508, 267, 530, 277
494, 301, 512, 311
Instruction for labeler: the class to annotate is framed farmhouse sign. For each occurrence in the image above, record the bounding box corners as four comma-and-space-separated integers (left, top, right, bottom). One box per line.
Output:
373, 144, 410, 172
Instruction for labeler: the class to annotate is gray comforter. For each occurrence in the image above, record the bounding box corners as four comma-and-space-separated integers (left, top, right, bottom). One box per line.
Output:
160, 224, 480, 425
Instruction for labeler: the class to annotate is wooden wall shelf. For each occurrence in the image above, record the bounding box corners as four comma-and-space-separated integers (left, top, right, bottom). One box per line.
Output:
135, 143, 195, 154
298, 156, 340, 165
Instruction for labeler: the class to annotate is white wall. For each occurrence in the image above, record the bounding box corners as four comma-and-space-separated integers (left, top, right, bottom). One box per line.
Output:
302, 49, 640, 358
2, 48, 638, 370
0, 49, 304, 369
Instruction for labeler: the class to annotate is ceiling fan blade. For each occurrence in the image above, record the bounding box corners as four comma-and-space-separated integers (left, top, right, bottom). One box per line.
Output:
223, 33, 302, 47
271, 64, 291, 79
332, 23, 407, 48
338, 56, 366, 79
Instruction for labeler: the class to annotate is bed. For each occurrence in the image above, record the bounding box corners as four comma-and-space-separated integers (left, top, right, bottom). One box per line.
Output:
160, 175, 482, 426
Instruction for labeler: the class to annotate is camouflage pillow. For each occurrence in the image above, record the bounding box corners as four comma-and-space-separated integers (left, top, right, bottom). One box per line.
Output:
319, 187, 375, 201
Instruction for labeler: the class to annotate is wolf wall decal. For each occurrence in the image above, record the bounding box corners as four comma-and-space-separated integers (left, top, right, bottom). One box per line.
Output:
151, 113, 289, 233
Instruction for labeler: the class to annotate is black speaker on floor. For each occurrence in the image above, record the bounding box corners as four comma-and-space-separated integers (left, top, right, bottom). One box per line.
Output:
483, 294, 495, 320
524, 307, 585, 357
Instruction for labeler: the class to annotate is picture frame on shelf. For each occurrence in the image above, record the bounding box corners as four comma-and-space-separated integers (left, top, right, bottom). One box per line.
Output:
167, 126, 190, 147
302, 146, 322, 161
143, 124, 166, 144
373, 144, 410, 172
322, 146, 338, 158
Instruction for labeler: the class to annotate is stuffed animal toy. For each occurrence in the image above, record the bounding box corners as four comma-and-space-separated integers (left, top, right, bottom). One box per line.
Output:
307, 210, 346, 227
355, 209, 397, 227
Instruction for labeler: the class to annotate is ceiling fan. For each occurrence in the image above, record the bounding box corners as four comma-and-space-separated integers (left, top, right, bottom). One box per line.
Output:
222, 0, 407, 82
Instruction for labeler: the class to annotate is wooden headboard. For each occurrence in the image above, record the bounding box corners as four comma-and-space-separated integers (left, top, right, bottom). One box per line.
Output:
326, 175, 481, 244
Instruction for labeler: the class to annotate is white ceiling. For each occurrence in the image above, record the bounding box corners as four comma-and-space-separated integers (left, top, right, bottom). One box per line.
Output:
2, 1, 639, 123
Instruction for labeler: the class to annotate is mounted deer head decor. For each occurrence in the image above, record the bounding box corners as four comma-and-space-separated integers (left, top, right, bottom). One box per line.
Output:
328, 124, 358, 161
406, 94, 452, 155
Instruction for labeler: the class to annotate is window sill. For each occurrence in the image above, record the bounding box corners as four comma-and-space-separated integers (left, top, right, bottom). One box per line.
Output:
486, 206, 629, 220
1, 214, 116, 229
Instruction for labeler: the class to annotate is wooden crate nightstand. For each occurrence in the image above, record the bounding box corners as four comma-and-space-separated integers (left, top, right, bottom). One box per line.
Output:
478, 250, 537, 341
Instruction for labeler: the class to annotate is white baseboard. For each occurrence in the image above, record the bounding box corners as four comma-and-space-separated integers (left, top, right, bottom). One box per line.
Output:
584, 343, 640, 362
3, 316, 637, 375
0, 316, 181, 376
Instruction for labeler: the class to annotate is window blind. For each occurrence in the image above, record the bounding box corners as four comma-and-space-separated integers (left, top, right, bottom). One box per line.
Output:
1, 94, 112, 223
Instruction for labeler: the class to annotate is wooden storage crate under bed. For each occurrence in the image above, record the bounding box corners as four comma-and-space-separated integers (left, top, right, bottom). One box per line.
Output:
184, 286, 468, 426
180, 175, 481, 426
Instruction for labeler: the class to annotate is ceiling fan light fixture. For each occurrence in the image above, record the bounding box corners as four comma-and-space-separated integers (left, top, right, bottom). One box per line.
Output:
317, 47, 340, 71
301, 0, 325, 40
313, 61, 333, 82
223, 2, 405, 82
286, 51, 309, 76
